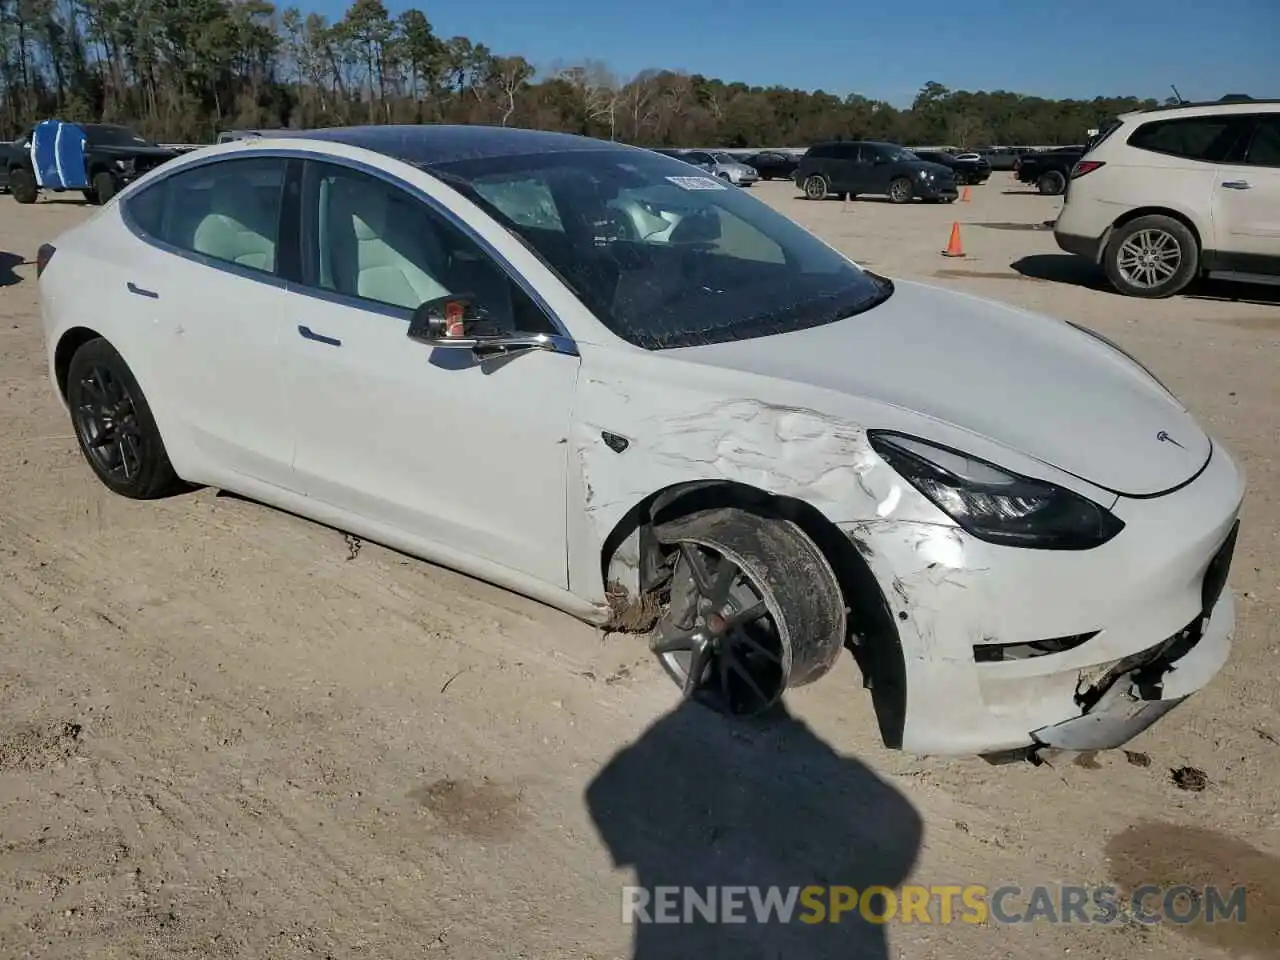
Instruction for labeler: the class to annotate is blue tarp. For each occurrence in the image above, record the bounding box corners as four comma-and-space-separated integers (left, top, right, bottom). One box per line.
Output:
30, 119, 89, 190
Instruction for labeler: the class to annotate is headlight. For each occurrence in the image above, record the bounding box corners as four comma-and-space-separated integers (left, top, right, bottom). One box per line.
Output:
867, 431, 1125, 550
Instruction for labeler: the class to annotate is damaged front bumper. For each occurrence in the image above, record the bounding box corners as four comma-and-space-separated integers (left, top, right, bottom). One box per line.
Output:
1029, 590, 1233, 751
835, 443, 1243, 757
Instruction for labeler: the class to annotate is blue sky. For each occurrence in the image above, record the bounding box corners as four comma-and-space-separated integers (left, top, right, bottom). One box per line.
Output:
313, 0, 1279, 108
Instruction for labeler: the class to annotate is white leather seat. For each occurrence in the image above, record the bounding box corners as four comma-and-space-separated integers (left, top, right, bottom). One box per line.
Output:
322, 174, 450, 309
191, 179, 278, 272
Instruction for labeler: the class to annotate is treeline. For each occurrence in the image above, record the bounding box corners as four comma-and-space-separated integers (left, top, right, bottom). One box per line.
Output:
0, 0, 1166, 147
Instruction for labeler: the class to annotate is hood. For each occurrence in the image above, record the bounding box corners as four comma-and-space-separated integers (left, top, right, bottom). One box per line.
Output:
669, 279, 1209, 497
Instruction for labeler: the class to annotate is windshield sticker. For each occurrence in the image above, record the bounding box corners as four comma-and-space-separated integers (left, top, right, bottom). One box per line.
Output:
666, 175, 727, 191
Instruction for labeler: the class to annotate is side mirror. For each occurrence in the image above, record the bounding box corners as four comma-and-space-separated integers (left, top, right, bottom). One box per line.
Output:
669, 207, 722, 244
406, 293, 561, 360
407, 293, 503, 347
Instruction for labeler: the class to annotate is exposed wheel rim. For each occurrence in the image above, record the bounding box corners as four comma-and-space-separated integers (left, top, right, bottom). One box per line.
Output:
804, 177, 825, 199
651, 539, 789, 717
890, 179, 910, 202
1117, 229, 1182, 289
73, 364, 145, 481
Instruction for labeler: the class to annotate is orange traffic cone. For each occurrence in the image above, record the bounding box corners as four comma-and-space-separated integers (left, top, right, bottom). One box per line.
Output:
941, 222, 965, 258
960, 186, 972, 202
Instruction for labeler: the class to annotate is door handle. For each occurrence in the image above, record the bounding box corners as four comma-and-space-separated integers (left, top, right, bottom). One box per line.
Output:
126, 281, 159, 299
298, 324, 341, 347
1221, 180, 1252, 190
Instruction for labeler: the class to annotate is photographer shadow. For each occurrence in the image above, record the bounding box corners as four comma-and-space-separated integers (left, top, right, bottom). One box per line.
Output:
586, 698, 923, 959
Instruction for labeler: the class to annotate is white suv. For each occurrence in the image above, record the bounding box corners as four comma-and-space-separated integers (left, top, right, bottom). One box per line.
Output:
1054, 99, 1280, 298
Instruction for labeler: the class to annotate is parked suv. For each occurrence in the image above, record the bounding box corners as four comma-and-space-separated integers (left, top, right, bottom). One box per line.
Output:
1055, 100, 1280, 297
795, 141, 958, 203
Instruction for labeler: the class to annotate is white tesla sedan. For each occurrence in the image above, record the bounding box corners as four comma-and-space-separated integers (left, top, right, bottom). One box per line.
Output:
36, 125, 1244, 757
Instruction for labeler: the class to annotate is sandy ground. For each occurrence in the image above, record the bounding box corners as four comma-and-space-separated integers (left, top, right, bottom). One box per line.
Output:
0, 175, 1278, 960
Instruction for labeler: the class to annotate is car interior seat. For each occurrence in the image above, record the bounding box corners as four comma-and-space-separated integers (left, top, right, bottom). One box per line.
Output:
320, 173, 451, 309
190, 175, 279, 272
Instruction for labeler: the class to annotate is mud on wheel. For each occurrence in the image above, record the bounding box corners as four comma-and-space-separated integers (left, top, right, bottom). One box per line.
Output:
648, 507, 846, 717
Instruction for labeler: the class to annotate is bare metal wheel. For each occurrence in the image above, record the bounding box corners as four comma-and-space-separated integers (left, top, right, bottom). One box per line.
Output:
888, 177, 913, 203
1117, 229, 1181, 289
1103, 214, 1199, 299
650, 508, 846, 718
803, 174, 828, 200
66, 337, 181, 499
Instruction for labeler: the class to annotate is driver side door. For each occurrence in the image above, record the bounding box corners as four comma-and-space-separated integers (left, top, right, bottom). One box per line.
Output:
281, 159, 581, 588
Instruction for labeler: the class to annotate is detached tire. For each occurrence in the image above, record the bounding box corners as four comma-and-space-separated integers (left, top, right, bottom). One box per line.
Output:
10, 168, 37, 204
66, 338, 181, 499
1037, 170, 1066, 195
1103, 214, 1199, 299
803, 174, 828, 200
649, 507, 846, 717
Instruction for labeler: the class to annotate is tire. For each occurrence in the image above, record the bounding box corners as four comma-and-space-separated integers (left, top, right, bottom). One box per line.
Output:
1103, 215, 1199, 299
1037, 170, 1066, 195
89, 170, 119, 205
888, 177, 913, 203
66, 337, 182, 499
649, 507, 846, 717
81, 188, 99, 204
802, 174, 828, 200
10, 168, 37, 204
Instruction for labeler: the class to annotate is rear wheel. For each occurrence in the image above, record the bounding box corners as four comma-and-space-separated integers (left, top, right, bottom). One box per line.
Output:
66, 338, 181, 499
10, 168, 37, 204
1037, 170, 1066, 195
888, 177, 913, 203
803, 174, 828, 200
1103, 215, 1199, 298
650, 508, 846, 718
89, 170, 119, 205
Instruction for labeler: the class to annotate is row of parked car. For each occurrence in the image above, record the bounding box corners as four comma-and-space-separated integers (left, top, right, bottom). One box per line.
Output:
658, 141, 998, 204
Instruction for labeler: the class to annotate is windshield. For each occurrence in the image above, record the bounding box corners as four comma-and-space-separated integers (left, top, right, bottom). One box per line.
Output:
82, 124, 154, 147
429, 148, 890, 350
710, 152, 737, 164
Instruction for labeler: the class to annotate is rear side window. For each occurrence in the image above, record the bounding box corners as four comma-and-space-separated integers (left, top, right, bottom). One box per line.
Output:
123, 157, 287, 275
1126, 116, 1247, 163
1242, 116, 1280, 167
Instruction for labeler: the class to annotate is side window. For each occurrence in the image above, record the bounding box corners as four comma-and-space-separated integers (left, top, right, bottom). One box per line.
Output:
1242, 116, 1280, 167
122, 157, 285, 275
806, 145, 832, 159
1127, 117, 1245, 163
300, 161, 556, 335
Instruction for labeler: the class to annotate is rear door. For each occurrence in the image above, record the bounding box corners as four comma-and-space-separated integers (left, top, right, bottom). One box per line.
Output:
1212, 113, 1280, 274
118, 154, 300, 487
1123, 113, 1254, 242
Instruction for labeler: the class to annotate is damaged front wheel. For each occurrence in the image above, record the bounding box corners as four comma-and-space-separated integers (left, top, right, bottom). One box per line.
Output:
650, 508, 846, 717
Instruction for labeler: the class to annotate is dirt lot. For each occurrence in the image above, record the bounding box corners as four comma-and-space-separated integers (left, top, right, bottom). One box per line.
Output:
1, 175, 1278, 960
